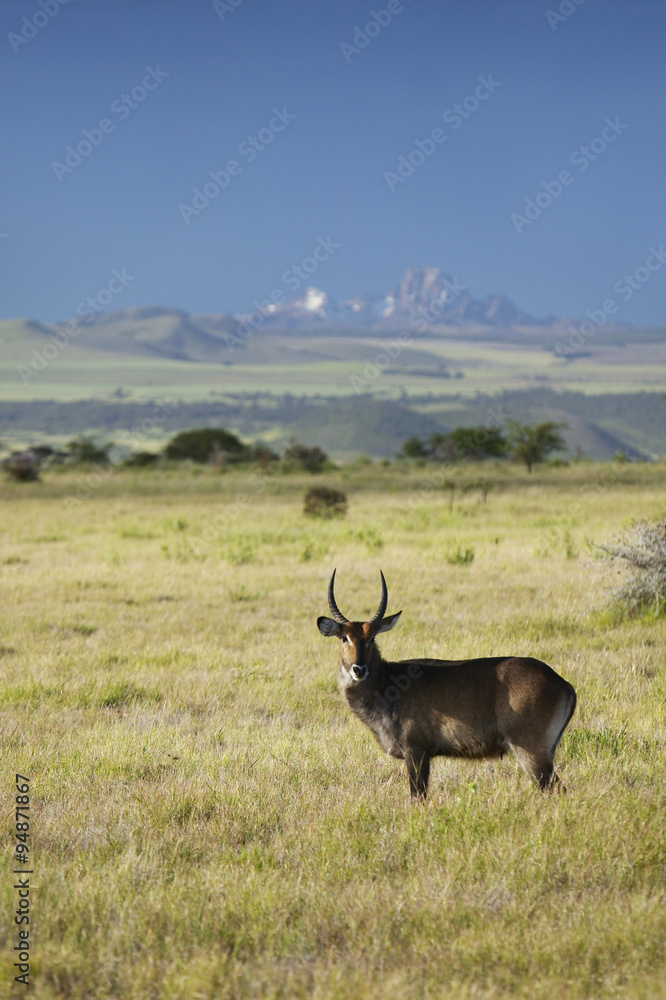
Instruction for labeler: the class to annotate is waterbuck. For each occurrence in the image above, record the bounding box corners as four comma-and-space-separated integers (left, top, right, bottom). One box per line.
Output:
317, 570, 576, 798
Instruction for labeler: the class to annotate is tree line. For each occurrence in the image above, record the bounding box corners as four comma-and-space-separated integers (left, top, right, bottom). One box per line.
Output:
2, 421, 568, 482
399, 421, 567, 472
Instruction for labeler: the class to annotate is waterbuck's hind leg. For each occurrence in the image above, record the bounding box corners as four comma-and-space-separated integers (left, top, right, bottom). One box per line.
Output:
508, 681, 576, 792
509, 744, 556, 791
405, 750, 430, 800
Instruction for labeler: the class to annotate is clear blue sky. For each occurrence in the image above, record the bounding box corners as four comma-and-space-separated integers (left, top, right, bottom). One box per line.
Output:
1, 0, 665, 324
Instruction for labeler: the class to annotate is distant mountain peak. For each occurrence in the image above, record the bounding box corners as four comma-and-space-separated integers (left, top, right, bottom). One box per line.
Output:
234, 267, 550, 329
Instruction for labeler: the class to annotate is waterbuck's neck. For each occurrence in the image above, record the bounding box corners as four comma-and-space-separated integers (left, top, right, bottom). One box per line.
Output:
339, 643, 391, 713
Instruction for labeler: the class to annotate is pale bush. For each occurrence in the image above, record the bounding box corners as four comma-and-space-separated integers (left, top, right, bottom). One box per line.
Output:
599, 518, 666, 614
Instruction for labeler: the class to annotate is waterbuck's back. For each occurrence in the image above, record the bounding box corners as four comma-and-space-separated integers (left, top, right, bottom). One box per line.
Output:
386, 655, 575, 761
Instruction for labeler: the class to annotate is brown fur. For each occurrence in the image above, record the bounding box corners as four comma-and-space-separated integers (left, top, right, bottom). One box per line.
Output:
318, 583, 576, 799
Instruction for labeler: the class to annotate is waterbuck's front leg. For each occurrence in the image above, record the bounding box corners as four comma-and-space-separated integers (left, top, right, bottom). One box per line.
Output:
405, 749, 430, 800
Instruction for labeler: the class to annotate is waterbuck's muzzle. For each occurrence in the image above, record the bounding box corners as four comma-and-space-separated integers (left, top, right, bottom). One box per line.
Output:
350, 664, 369, 682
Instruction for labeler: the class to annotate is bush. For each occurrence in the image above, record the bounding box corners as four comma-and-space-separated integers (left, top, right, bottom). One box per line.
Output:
354, 524, 384, 550
247, 444, 279, 468
598, 518, 666, 615
67, 436, 112, 465
164, 428, 247, 464
303, 486, 347, 519
284, 440, 330, 473
447, 427, 508, 461
400, 436, 429, 459
400, 427, 508, 462
446, 544, 475, 566
2, 452, 41, 482
124, 451, 160, 468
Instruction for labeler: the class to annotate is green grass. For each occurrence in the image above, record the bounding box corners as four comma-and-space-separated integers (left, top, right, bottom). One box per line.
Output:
1, 324, 665, 402
0, 463, 665, 998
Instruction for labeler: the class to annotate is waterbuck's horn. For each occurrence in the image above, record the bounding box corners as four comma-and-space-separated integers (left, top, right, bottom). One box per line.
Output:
368, 570, 388, 627
328, 569, 349, 624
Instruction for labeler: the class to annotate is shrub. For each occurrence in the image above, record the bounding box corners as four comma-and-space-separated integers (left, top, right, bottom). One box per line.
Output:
447, 426, 508, 461
446, 544, 475, 566
164, 428, 247, 464
67, 435, 112, 465
284, 440, 330, 473
248, 444, 279, 468
400, 436, 429, 459
400, 427, 508, 462
124, 451, 160, 468
2, 452, 41, 482
598, 518, 666, 615
354, 525, 384, 550
349, 455, 373, 469
303, 486, 347, 519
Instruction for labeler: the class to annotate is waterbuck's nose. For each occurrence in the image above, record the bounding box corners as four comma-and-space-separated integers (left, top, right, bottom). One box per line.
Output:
350, 664, 369, 681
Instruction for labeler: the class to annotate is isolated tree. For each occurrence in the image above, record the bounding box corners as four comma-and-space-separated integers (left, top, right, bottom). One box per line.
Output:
164, 428, 247, 463
509, 421, 566, 472
401, 427, 509, 462
447, 426, 508, 461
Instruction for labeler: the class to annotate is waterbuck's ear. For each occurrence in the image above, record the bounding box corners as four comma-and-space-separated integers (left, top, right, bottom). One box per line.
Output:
317, 616, 343, 638
375, 611, 402, 634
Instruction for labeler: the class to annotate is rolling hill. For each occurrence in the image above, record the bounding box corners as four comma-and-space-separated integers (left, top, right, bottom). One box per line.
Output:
1, 269, 664, 458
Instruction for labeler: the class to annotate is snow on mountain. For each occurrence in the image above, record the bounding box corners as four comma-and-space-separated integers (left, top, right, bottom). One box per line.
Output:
234, 268, 552, 330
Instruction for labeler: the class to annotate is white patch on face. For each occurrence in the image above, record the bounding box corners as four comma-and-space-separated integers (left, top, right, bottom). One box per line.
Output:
339, 662, 368, 690
338, 665, 355, 690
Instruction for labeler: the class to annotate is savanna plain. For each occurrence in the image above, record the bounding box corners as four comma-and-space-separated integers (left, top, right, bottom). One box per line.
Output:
1, 461, 665, 999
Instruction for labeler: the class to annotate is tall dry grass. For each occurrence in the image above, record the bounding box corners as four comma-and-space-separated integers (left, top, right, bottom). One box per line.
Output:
0, 461, 664, 998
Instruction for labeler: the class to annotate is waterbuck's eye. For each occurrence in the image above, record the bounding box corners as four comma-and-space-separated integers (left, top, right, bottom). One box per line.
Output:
343, 635, 352, 644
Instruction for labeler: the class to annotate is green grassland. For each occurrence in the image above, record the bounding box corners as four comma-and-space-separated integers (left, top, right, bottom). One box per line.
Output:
2, 316, 665, 402
2, 314, 665, 458
1, 462, 665, 998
